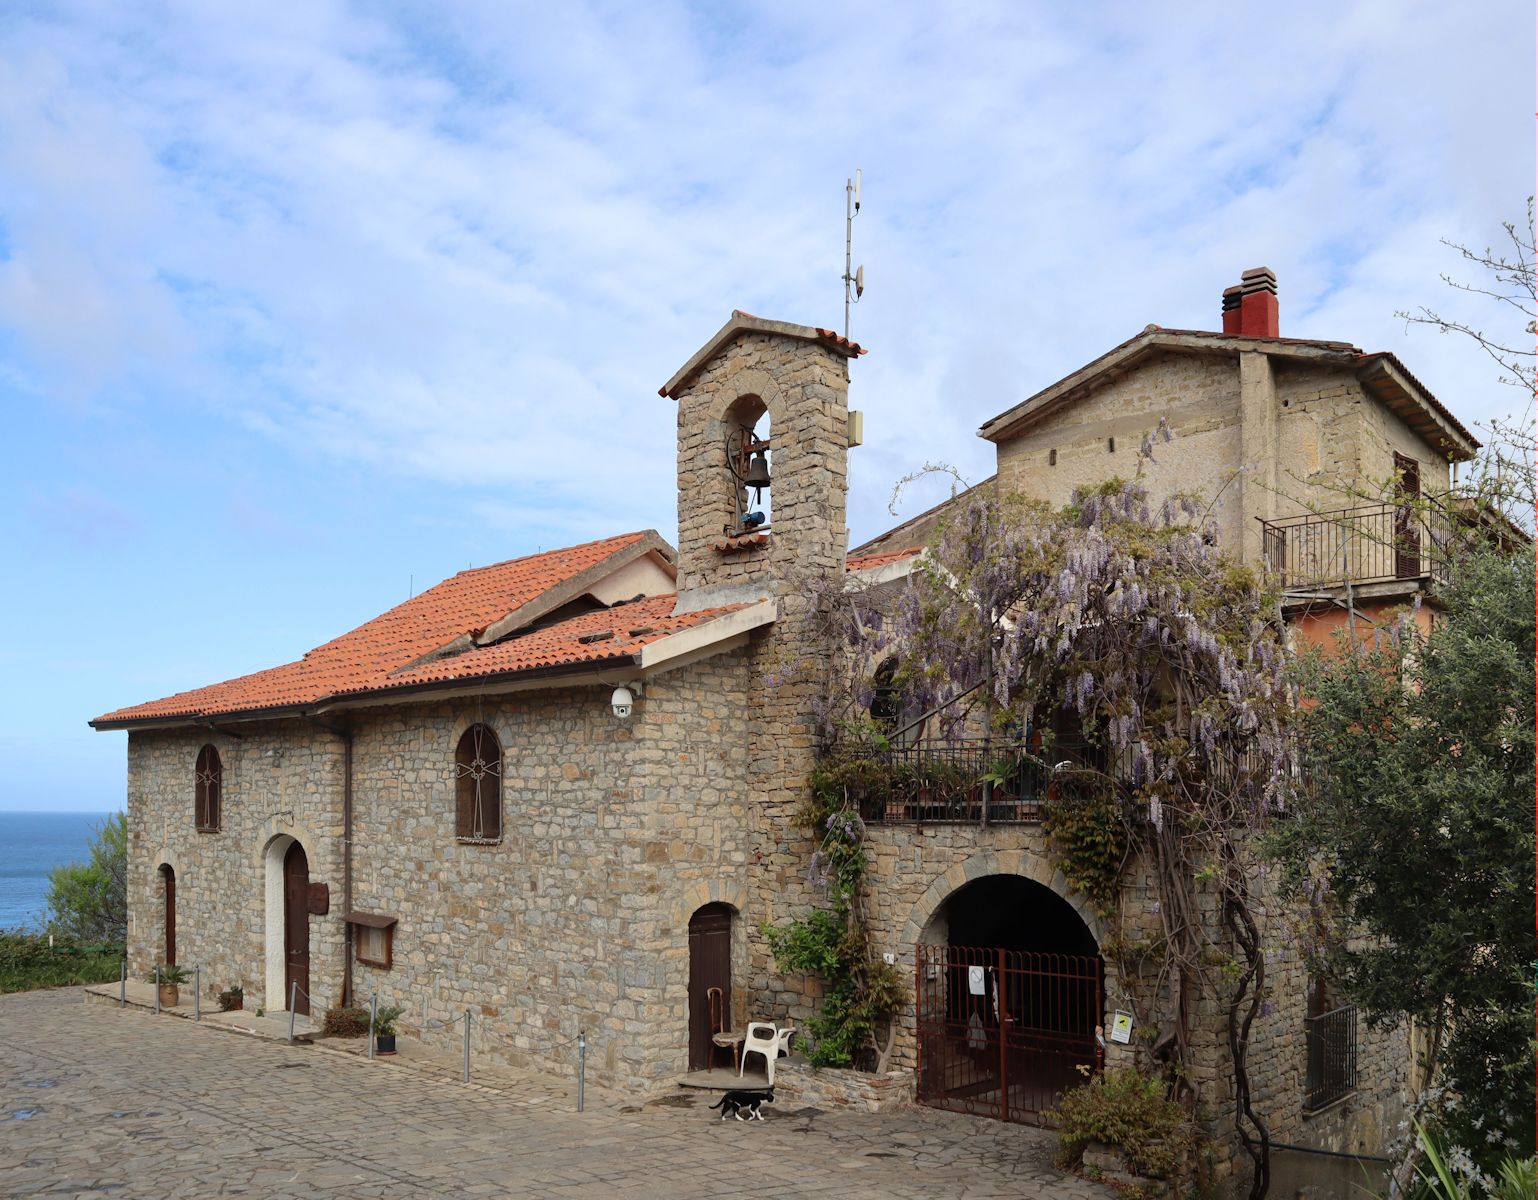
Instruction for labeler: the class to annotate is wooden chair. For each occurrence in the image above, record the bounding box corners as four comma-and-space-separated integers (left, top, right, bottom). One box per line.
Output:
706, 987, 743, 1071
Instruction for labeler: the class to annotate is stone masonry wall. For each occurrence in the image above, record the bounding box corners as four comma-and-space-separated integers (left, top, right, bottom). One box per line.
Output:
995, 352, 1246, 548
668, 328, 855, 1039
996, 353, 1453, 575
125, 649, 759, 1093
347, 653, 754, 1091
673, 330, 850, 597
126, 720, 347, 1014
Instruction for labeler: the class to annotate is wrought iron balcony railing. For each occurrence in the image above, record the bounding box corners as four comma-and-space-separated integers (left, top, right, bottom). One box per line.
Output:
1260, 504, 1448, 592
1303, 1003, 1358, 1111
827, 735, 1302, 827
830, 739, 1103, 826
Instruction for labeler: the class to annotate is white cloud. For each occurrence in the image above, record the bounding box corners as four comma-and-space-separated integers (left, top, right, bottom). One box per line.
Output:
0, 0, 1531, 548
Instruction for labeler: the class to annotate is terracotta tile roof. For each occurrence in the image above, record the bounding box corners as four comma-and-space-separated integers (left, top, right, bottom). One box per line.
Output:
846, 546, 924, 572
386, 594, 746, 689
660, 311, 867, 398
850, 476, 998, 561
711, 532, 770, 553
92, 532, 714, 727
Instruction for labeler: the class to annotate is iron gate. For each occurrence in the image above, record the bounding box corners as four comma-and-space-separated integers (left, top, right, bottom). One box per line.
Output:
915, 944, 1103, 1123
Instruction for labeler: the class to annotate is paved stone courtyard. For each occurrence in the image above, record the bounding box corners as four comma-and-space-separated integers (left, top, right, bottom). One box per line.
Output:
1, 987, 1116, 1199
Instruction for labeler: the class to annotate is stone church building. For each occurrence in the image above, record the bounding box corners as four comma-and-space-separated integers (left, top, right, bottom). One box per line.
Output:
94, 274, 1476, 1179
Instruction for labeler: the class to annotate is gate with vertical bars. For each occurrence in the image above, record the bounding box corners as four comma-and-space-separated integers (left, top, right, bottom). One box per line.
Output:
915, 944, 1104, 1123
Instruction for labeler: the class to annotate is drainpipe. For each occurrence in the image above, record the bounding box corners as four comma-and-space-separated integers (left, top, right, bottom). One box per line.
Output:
341, 726, 354, 1007
315, 716, 355, 1007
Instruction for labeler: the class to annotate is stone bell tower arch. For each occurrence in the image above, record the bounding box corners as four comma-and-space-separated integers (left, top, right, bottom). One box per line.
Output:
660, 311, 864, 610
660, 311, 867, 1025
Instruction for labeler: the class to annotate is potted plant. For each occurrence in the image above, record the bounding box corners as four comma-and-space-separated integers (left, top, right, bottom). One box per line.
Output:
371, 1004, 405, 1055
217, 984, 244, 1012
153, 964, 188, 1008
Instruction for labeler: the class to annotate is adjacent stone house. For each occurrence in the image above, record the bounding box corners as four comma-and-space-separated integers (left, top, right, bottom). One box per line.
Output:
94, 276, 1476, 1185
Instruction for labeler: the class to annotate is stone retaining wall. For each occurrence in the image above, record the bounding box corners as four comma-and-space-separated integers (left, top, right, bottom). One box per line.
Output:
773, 1060, 915, 1112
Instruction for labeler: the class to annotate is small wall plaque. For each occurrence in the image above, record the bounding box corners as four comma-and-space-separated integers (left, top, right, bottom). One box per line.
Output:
1110, 1010, 1134, 1044
307, 882, 330, 915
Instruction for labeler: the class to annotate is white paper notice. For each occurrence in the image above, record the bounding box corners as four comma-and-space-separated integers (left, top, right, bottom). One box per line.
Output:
1110, 1011, 1134, 1044
968, 965, 986, 995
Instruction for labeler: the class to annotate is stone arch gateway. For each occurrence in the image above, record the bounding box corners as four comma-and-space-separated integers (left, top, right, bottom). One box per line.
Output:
912, 872, 1105, 1124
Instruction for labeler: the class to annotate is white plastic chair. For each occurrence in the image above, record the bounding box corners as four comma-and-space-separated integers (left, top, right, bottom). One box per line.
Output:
739, 1021, 779, 1084
773, 1026, 797, 1060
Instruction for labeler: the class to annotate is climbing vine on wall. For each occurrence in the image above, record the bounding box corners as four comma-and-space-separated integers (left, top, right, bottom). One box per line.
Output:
763, 754, 909, 1071
1039, 774, 1130, 919
773, 434, 1291, 1197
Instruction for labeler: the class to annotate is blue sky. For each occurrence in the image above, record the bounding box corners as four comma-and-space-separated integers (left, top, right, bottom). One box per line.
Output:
1, 0, 1532, 811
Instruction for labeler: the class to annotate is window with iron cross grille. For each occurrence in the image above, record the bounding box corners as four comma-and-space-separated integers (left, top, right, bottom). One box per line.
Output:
194, 744, 222, 832
454, 724, 502, 843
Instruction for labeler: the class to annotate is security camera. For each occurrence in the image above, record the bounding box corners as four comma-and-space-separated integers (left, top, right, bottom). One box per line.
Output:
611, 686, 635, 719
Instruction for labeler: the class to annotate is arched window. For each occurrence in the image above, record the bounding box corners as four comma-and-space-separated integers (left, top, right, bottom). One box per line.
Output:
870, 658, 902, 732
454, 724, 502, 842
194, 745, 222, 832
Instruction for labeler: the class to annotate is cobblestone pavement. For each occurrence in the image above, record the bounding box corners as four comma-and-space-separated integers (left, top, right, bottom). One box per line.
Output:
1, 988, 1115, 1200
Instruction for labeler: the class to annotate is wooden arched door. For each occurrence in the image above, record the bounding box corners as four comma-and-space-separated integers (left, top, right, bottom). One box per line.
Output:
688, 904, 733, 1071
160, 865, 176, 966
283, 841, 311, 1015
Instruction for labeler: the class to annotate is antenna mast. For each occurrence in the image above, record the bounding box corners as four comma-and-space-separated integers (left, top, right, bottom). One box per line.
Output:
843, 169, 864, 338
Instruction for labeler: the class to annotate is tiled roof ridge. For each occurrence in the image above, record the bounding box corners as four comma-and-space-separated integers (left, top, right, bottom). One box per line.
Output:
92, 530, 680, 728
448, 530, 651, 578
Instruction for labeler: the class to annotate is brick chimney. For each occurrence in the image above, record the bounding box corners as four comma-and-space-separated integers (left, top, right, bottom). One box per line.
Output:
1224, 267, 1278, 337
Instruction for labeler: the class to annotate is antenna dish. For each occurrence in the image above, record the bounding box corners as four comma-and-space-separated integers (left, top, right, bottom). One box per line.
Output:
855, 264, 865, 298
853, 168, 862, 212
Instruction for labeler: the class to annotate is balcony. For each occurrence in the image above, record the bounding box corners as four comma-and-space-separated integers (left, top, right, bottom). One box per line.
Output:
832, 739, 1101, 826
1260, 504, 1448, 593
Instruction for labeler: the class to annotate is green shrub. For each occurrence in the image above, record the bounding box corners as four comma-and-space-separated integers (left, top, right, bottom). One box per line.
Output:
0, 931, 122, 993
321, 1006, 371, 1038
1048, 1067, 1199, 1181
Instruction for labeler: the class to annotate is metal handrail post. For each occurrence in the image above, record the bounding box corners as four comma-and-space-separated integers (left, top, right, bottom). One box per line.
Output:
194, 966, 201, 1022
119, 959, 126, 1008
577, 1031, 586, 1112
463, 1010, 471, 1083
368, 993, 378, 1060
154, 965, 161, 1015
288, 982, 297, 1043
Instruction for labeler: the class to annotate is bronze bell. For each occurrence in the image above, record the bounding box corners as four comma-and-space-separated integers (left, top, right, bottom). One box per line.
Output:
745, 450, 771, 490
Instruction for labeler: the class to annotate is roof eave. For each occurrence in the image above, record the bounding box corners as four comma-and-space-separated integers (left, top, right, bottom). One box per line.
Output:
89, 655, 645, 732
659, 311, 865, 399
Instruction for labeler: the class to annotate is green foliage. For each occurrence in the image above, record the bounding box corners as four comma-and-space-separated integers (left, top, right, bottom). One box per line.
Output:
1271, 549, 1537, 1157
370, 1004, 405, 1037
152, 963, 189, 985
217, 985, 243, 1011
1411, 1120, 1536, 1200
0, 931, 121, 993
765, 766, 908, 1069
45, 812, 127, 945
1040, 776, 1129, 917
1049, 1067, 1202, 1181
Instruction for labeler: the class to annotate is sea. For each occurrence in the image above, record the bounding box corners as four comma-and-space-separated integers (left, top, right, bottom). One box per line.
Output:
0, 811, 119, 932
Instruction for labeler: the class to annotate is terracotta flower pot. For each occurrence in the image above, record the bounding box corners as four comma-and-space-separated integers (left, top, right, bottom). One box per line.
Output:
158, 984, 179, 1008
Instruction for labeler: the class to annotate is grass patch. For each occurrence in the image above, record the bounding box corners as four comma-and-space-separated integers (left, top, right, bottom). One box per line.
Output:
0, 930, 123, 994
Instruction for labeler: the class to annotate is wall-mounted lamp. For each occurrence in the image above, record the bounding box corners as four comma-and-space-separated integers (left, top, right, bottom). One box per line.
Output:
611, 685, 639, 719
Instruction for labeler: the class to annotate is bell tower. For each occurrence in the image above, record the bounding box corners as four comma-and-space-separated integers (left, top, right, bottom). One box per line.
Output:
660, 312, 864, 610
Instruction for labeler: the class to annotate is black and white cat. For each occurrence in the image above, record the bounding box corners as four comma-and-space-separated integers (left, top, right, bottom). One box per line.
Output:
708, 1088, 774, 1121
